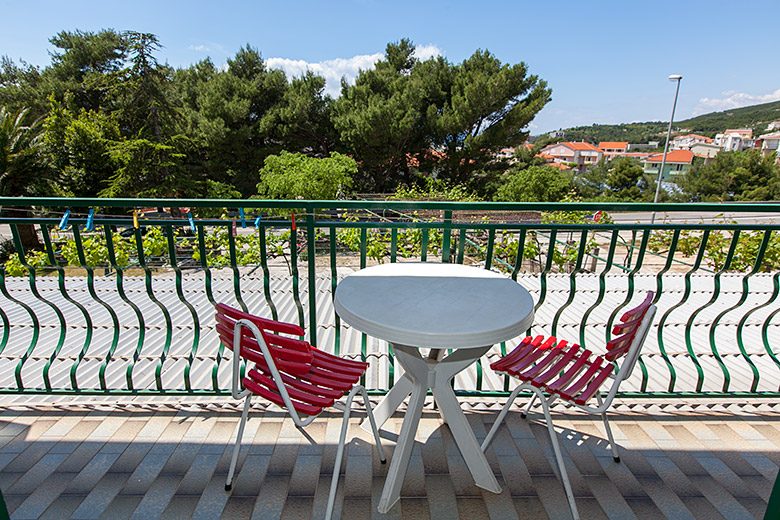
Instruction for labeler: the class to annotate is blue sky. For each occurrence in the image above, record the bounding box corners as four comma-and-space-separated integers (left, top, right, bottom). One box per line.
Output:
3, 0, 779, 134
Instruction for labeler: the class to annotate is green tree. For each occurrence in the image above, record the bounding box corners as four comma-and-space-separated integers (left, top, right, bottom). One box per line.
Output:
99, 135, 196, 198
677, 149, 780, 201
175, 46, 288, 195
0, 106, 57, 248
428, 50, 551, 186
257, 151, 356, 200
0, 107, 53, 197
333, 39, 551, 192
575, 156, 653, 201
42, 95, 120, 196
266, 71, 337, 156
0, 57, 45, 116
494, 165, 573, 202
44, 29, 129, 112
333, 39, 431, 191
115, 32, 176, 140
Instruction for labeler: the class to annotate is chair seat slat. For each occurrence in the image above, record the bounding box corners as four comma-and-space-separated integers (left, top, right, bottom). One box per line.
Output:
529, 343, 582, 388
490, 336, 544, 372
247, 368, 335, 409
573, 364, 615, 405
516, 340, 570, 381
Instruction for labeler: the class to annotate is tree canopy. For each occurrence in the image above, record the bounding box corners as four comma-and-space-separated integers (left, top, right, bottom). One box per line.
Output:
676, 149, 780, 202
257, 151, 356, 200
332, 39, 551, 191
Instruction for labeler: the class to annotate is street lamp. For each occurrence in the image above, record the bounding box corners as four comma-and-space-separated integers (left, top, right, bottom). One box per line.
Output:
651, 74, 683, 224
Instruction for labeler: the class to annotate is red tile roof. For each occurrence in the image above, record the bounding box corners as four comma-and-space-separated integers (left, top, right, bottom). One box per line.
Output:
645, 150, 695, 164
567, 142, 602, 152
598, 142, 628, 149
548, 162, 571, 170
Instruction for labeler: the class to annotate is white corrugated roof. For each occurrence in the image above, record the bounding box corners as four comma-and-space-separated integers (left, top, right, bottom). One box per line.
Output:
1, 267, 778, 395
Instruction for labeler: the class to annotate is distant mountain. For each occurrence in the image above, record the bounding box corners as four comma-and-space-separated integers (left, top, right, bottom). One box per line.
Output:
535, 100, 780, 147
676, 100, 780, 135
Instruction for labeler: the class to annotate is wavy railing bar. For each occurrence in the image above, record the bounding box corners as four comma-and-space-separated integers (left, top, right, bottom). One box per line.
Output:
0, 199, 779, 398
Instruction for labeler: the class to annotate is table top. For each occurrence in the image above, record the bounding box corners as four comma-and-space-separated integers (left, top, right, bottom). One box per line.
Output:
334, 262, 535, 348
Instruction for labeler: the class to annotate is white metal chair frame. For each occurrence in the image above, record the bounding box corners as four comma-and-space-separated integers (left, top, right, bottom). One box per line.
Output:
482, 302, 656, 520
224, 318, 386, 520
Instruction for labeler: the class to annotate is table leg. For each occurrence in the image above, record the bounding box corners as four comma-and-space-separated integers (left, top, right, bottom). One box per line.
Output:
360, 343, 419, 433
433, 389, 500, 492
377, 347, 429, 513
361, 374, 413, 432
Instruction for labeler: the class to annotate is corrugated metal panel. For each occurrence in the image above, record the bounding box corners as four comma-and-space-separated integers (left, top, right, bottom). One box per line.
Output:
1, 268, 778, 395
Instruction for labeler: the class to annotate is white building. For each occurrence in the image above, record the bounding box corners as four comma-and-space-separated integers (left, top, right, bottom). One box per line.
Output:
714, 129, 754, 152
757, 132, 780, 164
671, 134, 711, 151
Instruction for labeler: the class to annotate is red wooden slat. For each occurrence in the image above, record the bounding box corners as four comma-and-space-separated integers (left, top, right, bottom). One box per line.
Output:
216, 303, 305, 336
215, 314, 312, 357
490, 336, 541, 372
502, 337, 558, 376
311, 348, 368, 371
310, 350, 367, 376
301, 368, 356, 392
573, 363, 615, 405
246, 368, 334, 408
242, 376, 322, 416
545, 349, 592, 393
216, 322, 313, 368
517, 340, 569, 381
554, 357, 606, 402
265, 367, 345, 400
530, 344, 582, 388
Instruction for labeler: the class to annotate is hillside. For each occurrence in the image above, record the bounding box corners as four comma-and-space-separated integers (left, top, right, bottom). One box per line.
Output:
536, 100, 780, 146
676, 100, 780, 135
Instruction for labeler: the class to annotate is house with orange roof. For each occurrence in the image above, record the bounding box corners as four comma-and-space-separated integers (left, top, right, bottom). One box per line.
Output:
539, 141, 603, 172
598, 141, 629, 159
642, 149, 699, 180
671, 134, 712, 151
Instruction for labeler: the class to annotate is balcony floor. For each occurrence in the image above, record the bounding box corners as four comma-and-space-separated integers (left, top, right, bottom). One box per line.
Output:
1, 396, 777, 519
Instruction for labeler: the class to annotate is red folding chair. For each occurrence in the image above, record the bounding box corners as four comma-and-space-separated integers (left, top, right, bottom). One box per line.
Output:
482, 293, 656, 520
215, 303, 386, 520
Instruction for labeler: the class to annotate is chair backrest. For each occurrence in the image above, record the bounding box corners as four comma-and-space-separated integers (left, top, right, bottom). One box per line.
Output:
214, 303, 312, 376
606, 292, 656, 382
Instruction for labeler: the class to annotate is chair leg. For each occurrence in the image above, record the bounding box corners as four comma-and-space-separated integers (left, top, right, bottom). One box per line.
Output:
325, 386, 369, 520
596, 394, 620, 462
521, 392, 538, 419
358, 386, 386, 464
536, 388, 580, 520
225, 394, 252, 491
482, 384, 524, 452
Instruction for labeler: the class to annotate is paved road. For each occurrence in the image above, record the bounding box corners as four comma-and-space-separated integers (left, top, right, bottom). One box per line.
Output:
612, 211, 780, 225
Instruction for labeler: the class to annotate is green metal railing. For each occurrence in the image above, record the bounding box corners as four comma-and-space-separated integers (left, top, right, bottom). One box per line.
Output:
1, 197, 779, 398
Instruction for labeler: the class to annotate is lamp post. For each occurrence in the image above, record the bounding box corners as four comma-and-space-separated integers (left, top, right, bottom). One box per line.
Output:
651, 74, 683, 224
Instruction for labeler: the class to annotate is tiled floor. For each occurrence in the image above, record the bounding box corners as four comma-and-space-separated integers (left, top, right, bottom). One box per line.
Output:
0, 397, 777, 519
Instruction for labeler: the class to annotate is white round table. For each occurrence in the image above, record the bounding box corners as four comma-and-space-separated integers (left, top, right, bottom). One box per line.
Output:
334, 262, 535, 513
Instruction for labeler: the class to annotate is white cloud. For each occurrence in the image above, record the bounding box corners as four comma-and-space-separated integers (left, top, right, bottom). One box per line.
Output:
693, 88, 780, 115
266, 45, 443, 98
415, 44, 443, 61
188, 45, 210, 52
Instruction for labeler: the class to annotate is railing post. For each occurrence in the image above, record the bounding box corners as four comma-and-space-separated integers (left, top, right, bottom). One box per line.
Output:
442, 210, 452, 263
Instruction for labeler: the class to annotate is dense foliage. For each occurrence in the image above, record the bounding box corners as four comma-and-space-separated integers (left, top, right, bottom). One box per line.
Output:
1, 31, 550, 199
675, 149, 780, 202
